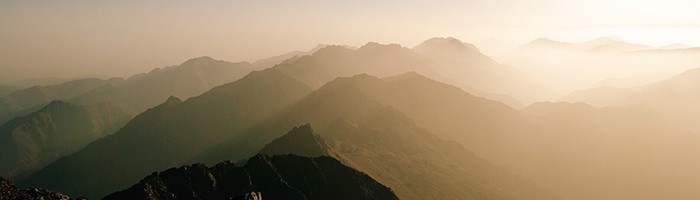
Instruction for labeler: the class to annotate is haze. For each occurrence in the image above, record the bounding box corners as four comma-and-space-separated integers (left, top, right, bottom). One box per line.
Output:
2, 0, 700, 82
2, 1, 700, 200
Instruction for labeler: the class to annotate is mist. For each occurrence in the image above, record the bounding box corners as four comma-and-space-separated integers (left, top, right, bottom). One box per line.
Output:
2, 1, 700, 200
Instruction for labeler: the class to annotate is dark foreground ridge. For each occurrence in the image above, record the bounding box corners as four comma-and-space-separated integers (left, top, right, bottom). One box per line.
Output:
103, 154, 398, 200
0, 177, 79, 200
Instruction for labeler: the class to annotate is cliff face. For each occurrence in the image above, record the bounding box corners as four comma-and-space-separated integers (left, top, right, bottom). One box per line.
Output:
104, 155, 398, 200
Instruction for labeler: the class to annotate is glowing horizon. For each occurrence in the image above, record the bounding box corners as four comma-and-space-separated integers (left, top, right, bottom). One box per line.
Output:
1, 0, 699, 81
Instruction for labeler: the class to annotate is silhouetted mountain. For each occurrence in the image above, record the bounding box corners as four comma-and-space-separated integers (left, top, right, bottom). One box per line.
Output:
201, 75, 556, 200
0, 177, 77, 200
104, 154, 398, 200
0, 101, 135, 179
0, 78, 123, 125
70, 56, 255, 113
413, 37, 547, 105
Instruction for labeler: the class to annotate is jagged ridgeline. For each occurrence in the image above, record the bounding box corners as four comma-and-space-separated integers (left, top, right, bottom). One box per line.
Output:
103, 155, 398, 200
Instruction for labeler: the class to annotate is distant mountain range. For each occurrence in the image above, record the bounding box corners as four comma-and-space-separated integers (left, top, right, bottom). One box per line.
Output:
20, 42, 555, 199
8, 37, 700, 200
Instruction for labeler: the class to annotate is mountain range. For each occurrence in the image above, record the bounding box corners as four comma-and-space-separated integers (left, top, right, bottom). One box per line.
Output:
20, 42, 555, 199
0, 101, 135, 180
8, 37, 700, 200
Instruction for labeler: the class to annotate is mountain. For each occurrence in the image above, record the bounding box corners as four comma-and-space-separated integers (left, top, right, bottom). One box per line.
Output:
505, 37, 698, 97
200, 75, 555, 200
6, 77, 75, 88
520, 37, 652, 54
0, 100, 135, 180
258, 124, 331, 157
272, 42, 441, 88
0, 177, 77, 200
0, 78, 123, 125
251, 44, 357, 70
70, 56, 255, 113
0, 84, 20, 97
22, 67, 316, 199
413, 37, 550, 106
21, 43, 548, 199
561, 68, 700, 112
104, 154, 398, 200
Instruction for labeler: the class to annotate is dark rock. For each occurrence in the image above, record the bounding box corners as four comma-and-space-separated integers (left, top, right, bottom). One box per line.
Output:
103, 155, 398, 200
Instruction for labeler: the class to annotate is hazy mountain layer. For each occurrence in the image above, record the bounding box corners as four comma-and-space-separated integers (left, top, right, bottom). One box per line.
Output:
104, 154, 398, 200
414, 37, 549, 105
0, 84, 21, 97
21, 68, 316, 199
70, 56, 255, 113
0, 101, 135, 180
0, 78, 122, 125
505, 37, 700, 95
19, 42, 558, 199
199, 74, 556, 200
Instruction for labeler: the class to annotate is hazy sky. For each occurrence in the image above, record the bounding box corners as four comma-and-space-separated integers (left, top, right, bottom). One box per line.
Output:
2, 0, 699, 82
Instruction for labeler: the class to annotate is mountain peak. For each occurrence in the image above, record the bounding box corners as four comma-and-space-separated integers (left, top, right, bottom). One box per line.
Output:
383, 71, 429, 82
165, 96, 182, 104
359, 42, 404, 51
259, 124, 331, 157
311, 45, 354, 57
181, 56, 217, 65
414, 36, 482, 54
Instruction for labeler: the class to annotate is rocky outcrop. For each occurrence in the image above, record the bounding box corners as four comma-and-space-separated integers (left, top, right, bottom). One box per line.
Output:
258, 124, 330, 157
103, 155, 398, 200
0, 177, 77, 200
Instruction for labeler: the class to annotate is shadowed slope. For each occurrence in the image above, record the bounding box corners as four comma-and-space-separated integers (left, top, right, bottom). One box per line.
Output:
201, 74, 556, 200
0, 101, 135, 180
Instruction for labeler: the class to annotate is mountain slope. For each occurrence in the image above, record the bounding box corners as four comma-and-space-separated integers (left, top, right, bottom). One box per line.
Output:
0, 78, 122, 125
104, 154, 398, 200
22, 42, 547, 199
71, 56, 255, 113
259, 124, 331, 157
0, 101, 135, 179
21, 68, 316, 199
201, 75, 556, 200
413, 37, 549, 104
0, 84, 20, 97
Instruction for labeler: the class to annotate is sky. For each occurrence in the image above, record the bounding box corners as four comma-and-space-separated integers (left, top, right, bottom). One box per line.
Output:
2, 0, 699, 82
